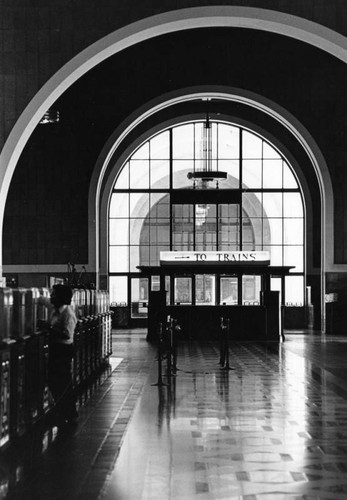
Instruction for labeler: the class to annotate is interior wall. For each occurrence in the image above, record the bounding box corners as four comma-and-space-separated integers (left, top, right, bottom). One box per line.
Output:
4, 29, 332, 267
2, 7, 346, 275
1, 1, 347, 147
2, 4, 347, 331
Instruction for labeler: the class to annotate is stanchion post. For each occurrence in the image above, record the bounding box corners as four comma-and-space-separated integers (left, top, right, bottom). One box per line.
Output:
221, 318, 234, 371
219, 316, 226, 366
166, 318, 172, 379
172, 320, 178, 375
152, 323, 167, 387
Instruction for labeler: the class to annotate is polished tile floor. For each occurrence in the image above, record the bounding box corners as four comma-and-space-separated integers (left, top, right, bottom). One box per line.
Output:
3, 330, 347, 499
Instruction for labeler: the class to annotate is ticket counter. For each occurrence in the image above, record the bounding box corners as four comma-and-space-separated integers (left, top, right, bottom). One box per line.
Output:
138, 251, 293, 342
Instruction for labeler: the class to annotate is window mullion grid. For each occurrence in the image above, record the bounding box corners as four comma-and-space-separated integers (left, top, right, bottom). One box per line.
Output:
109, 122, 305, 308
148, 139, 151, 189
128, 191, 130, 273
193, 204, 196, 250
261, 140, 264, 252
148, 140, 151, 262
239, 128, 243, 251
282, 190, 284, 268
282, 160, 284, 269
303, 189, 305, 296
169, 128, 173, 191
169, 128, 173, 249
216, 123, 219, 252
216, 122, 219, 177
216, 204, 219, 251
194, 123, 196, 180
193, 124, 196, 249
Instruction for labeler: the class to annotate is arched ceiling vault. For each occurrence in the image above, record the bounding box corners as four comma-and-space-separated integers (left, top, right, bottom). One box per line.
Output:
0, 6, 344, 274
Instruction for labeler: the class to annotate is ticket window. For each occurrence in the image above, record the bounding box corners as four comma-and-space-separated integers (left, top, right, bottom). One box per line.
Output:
195, 275, 215, 305
271, 277, 282, 305
174, 277, 192, 305
165, 276, 171, 305
131, 277, 149, 318
242, 275, 261, 305
151, 275, 171, 304
220, 277, 238, 305
109, 276, 128, 306
151, 276, 160, 291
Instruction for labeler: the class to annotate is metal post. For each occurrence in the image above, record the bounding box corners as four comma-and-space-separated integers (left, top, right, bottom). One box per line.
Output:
221, 319, 234, 371
166, 319, 172, 379
219, 317, 226, 366
152, 323, 167, 387
172, 320, 178, 375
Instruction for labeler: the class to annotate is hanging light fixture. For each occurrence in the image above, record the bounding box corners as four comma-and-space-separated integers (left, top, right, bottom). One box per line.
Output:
39, 108, 60, 124
187, 99, 227, 189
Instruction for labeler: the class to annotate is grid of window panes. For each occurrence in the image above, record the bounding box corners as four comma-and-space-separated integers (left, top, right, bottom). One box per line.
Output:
109, 122, 304, 305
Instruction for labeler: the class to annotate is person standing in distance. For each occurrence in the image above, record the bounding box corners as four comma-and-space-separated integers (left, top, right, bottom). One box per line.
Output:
39, 284, 78, 425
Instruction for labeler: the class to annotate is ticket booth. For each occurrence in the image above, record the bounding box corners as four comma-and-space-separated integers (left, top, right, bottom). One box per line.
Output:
139, 251, 293, 342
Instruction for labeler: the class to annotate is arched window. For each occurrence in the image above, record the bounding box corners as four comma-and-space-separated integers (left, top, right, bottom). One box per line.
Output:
109, 122, 304, 312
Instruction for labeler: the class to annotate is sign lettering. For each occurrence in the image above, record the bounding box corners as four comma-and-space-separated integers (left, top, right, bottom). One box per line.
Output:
160, 251, 270, 266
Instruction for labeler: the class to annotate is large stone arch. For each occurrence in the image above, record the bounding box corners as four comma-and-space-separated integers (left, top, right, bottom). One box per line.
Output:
95, 88, 326, 271
0, 7, 343, 299
95, 86, 329, 328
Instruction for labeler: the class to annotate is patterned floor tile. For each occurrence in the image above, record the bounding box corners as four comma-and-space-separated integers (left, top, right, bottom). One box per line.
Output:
5, 331, 347, 500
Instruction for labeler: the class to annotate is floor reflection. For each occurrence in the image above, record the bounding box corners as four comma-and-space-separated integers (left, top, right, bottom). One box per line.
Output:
4, 333, 347, 500
104, 337, 347, 499
0, 360, 114, 499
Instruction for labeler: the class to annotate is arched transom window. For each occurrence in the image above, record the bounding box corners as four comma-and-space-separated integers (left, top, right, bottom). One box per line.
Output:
109, 121, 304, 309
